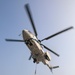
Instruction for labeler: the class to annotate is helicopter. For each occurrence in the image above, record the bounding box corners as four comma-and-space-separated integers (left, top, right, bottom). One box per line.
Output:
5, 4, 73, 73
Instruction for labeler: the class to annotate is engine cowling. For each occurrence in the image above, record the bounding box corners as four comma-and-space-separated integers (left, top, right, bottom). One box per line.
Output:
44, 51, 51, 61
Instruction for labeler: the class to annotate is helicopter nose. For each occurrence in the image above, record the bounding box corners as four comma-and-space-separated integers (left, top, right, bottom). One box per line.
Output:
22, 29, 29, 40
22, 29, 28, 34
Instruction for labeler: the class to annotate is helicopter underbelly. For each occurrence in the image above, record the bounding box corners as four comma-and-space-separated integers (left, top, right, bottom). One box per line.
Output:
27, 39, 45, 62
22, 30, 45, 62
22, 29, 43, 54
27, 39, 43, 55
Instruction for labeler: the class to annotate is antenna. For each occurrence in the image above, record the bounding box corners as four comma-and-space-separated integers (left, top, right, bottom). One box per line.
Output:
34, 64, 37, 75
18, 33, 22, 36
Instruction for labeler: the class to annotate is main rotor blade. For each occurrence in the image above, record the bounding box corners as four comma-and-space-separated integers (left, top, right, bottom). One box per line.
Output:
41, 26, 73, 41
41, 44, 59, 57
25, 4, 38, 37
5, 39, 25, 42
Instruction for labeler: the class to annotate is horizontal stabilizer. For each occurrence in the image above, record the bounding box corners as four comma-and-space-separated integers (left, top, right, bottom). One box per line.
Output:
52, 66, 59, 69
47, 65, 59, 73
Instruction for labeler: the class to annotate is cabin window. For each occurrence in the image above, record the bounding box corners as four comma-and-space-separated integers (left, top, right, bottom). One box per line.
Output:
29, 41, 33, 46
27, 40, 33, 46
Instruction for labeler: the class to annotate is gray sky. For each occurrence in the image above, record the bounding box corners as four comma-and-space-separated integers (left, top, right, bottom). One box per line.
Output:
0, 0, 75, 75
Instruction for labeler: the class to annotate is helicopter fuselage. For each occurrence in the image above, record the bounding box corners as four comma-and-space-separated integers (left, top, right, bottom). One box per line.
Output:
22, 29, 51, 65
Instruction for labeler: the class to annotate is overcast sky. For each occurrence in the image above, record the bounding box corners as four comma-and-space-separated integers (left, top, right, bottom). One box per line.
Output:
0, 0, 75, 75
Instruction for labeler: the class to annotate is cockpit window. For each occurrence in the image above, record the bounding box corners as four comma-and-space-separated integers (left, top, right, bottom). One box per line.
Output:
28, 30, 32, 34
28, 30, 34, 35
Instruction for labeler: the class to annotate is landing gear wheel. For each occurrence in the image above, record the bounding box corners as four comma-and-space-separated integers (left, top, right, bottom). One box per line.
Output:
33, 58, 37, 63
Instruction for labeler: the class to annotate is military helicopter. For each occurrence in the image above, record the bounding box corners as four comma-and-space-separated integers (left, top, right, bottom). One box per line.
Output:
5, 4, 73, 73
